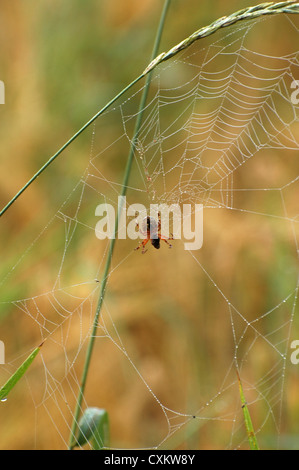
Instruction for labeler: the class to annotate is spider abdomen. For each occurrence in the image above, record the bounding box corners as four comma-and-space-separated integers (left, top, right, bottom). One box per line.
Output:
151, 238, 160, 249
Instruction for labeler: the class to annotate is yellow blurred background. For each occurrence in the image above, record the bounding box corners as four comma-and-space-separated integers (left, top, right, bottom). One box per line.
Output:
0, 0, 299, 450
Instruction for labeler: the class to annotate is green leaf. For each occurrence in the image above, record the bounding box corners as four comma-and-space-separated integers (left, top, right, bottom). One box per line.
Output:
75, 407, 109, 450
237, 371, 259, 450
0, 342, 43, 401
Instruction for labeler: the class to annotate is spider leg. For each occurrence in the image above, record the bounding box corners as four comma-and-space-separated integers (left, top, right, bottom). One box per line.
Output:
157, 212, 174, 248
135, 238, 149, 254
159, 234, 173, 248
157, 211, 161, 231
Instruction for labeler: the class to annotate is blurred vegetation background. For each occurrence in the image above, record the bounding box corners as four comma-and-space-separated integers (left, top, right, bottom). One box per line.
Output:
0, 0, 299, 450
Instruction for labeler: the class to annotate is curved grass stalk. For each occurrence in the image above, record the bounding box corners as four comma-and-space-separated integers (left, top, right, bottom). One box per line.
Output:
144, 1, 299, 73
1, 1, 298, 218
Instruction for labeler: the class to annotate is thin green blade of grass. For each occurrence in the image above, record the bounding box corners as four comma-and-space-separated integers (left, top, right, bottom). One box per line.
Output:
237, 371, 259, 450
68, 0, 171, 449
1, 2, 298, 218
0, 342, 43, 401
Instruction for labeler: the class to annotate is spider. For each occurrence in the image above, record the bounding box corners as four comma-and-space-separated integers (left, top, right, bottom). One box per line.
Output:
134, 212, 173, 254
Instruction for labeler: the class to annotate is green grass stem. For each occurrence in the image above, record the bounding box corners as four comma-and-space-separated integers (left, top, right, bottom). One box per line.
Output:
1, 2, 298, 218
68, 0, 171, 449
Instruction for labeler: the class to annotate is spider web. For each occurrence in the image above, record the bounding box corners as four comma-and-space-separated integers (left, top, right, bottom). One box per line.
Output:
1, 13, 299, 450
